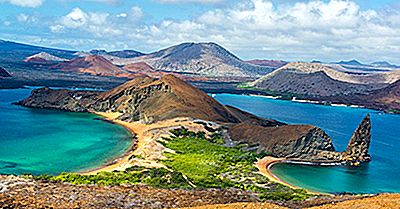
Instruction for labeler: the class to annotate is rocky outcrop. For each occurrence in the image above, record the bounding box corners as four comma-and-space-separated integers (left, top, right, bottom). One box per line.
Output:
228, 122, 340, 161
228, 114, 371, 164
341, 114, 371, 164
17, 88, 99, 112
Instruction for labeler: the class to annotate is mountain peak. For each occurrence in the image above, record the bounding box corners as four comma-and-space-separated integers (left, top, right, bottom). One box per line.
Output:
371, 61, 399, 68
136, 42, 272, 77
92, 74, 241, 123
52, 55, 125, 77
24, 52, 69, 63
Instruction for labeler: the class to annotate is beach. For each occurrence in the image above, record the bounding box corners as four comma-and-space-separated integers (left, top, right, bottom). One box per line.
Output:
256, 157, 326, 195
83, 112, 218, 174
256, 157, 298, 189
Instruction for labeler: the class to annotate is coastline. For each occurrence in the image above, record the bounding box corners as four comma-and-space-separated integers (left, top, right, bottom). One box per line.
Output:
83, 112, 328, 195
256, 157, 328, 195
256, 157, 299, 190
81, 113, 213, 175
80, 112, 140, 174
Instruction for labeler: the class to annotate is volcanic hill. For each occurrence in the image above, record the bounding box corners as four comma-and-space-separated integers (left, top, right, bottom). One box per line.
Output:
250, 62, 399, 97
52, 55, 128, 77
24, 52, 69, 63
121, 42, 273, 78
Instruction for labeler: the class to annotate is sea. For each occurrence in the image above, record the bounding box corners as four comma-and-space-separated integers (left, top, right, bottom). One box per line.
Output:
0, 88, 131, 175
214, 93, 400, 194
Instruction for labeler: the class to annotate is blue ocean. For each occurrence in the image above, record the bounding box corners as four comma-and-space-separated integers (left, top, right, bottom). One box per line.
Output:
0, 88, 131, 175
215, 93, 400, 194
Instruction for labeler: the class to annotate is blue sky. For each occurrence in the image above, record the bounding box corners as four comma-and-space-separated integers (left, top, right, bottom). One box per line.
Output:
1, 0, 400, 63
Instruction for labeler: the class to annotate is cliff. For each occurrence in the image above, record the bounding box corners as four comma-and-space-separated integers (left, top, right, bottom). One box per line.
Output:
229, 114, 371, 164
228, 122, 336, 159
18, 87, 99, 112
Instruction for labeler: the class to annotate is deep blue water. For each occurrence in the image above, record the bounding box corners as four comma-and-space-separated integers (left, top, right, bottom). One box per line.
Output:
0, 88, 131, 175
214, 93, 400, 194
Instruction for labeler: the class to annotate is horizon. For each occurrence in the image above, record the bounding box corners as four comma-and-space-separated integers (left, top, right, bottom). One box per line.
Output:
1, 0, 400, 63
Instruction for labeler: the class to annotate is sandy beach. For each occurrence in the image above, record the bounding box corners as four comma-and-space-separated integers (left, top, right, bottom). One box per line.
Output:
255, 157, 298, 189
82, 112, 218, 174
256, 157, 328, 195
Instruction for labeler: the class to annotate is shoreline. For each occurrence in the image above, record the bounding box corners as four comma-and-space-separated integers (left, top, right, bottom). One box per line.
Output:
84, 113, 330, 195
256, 157, 302, 191
256, 157, 328, 196
80, 112, 139, 174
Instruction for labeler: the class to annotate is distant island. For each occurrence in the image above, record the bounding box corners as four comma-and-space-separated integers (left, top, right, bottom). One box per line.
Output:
1, 40, 399, 114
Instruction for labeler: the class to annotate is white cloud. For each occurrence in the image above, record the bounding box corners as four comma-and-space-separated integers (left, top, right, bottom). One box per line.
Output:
43, 0, 400, 63
1, 0, 44, 7
134, 0, 400, 62
60, 8, 88, 28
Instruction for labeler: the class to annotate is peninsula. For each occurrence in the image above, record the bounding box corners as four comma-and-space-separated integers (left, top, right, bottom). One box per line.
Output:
18, 74, 371, 166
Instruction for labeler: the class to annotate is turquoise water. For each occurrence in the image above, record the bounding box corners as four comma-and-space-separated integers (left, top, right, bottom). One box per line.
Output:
215, 94, 400, 194
0, 88, 131, 175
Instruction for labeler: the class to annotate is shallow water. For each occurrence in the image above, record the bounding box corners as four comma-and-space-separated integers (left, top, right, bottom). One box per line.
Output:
215, 93, 400, 193
0, 88, 131, 175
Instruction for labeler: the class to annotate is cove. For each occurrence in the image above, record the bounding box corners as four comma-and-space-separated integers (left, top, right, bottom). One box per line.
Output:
214, 93, 400, 194
0, 88, 131, 175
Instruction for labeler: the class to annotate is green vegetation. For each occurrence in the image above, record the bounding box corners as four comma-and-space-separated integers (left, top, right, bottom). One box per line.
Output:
164, 128, 309, 201
29, 167, 191, 189
31, 128, 310, 201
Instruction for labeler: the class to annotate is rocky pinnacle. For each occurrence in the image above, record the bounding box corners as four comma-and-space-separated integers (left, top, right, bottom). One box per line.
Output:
343, 114, 371, 165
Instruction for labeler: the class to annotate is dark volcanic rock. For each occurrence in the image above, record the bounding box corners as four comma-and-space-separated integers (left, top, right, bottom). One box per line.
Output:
228, 122, 338, 160
0, 67, 11, 77
18, 87, 99, 112
342, 114, 371, 164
